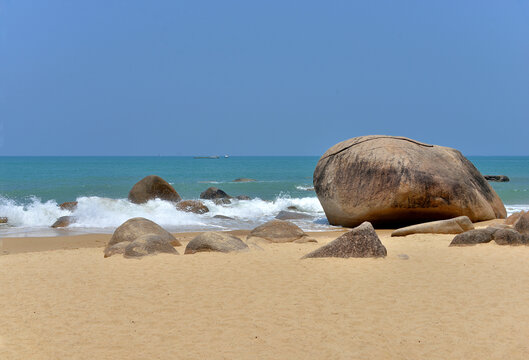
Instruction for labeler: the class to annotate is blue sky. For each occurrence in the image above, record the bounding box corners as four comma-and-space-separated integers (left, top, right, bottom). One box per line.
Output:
1, 1, 528, 156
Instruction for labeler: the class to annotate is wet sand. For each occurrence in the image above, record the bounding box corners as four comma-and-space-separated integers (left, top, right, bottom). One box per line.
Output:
1, 226, 529, 359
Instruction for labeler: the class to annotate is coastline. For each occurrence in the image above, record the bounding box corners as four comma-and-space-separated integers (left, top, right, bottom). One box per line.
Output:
4, 222, 529, 359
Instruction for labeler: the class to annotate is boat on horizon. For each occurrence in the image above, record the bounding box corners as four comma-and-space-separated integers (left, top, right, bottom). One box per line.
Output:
194, 155, 220, 159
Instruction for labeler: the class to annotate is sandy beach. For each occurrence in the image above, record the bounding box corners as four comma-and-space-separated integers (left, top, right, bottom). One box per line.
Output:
2, 225, 529, 360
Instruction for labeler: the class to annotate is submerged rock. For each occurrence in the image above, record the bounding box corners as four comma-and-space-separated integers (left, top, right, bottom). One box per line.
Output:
484, 175, 510, 182
213, 215, 235, 220
200, 187, 231, 200
302, 222, 386, 259
128, 175, 181, 204
176, 200, 209, 214
275, 210, 313, 220
233, 178, 256, 182
236, 195, 252, 200
313, 135, 506, 227
213, 198, 232, 205
51, 216, 76, 228
59, 201, 78, 211
124, 234, 179, 258
185, 232, 249, 254
391, 216, 474, 237
247, 219, 315, 243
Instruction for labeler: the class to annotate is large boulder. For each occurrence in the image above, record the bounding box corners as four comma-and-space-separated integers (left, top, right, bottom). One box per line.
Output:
302, 222, 386, 258
185, 232, 249, 254
107, 217, 181, 248
314, 135, 506, 227
176, 200, 209, 214
391, 216, 474, 237
51, 216, 76, 228
247, 219, 315, 243
200, 187, 231, 200
128, 175, 181, 204
124, 234, 179, 258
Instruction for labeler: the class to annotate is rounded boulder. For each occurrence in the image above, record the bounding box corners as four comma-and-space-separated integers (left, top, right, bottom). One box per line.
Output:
128, 175, 181, 204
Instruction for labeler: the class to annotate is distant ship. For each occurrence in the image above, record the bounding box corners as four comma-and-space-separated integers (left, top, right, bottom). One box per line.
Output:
194, 156, 220, 159
224, 154, 229, 158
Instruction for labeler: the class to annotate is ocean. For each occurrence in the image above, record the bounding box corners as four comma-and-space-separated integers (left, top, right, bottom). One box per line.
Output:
1, 156, 528, 237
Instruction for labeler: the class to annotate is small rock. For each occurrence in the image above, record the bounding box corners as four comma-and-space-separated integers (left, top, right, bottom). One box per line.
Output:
176, 200, 209, 214
0, 217, 7, 224
483, 175, 510, 182
51, 216, 76, 228
302, 222, 387, 259
397, 254, 409, 260
513, 212, 529, 235
213, 198, 232, 205
233, 178, 256, 182
247, 219, 311, 244
236, 195, 252, 200
200, 187, 231, 200
59, 201, 78, 211
185, 232, 249, 254
493, 229, 526, 245
449, 229, 494, 246
124, 234, 179, 258
275, 210, 313, 220
213, 215, 235, 220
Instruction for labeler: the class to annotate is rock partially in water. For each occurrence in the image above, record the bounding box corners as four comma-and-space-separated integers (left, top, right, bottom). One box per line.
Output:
236, 195, 252, 200
59, 201, 78, 211
302, 222, 386, 259
128, 175, 181, 204
176, 200, 209, 214
200, 187, 231, 200
275, 210, 313, 220
483, 175, 510, 182
51, 216, 76, 228
233, 178, 256, 182
0, 217, 7, 224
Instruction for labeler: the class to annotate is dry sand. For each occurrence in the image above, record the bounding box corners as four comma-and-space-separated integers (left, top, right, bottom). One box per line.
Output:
2, 227, 529, 359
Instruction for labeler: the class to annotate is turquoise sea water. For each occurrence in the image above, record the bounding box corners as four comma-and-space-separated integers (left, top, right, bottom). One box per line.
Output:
1, 156, 528, 236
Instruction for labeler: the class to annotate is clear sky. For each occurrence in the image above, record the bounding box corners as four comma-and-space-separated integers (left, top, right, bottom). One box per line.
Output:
1, 1, 528, 156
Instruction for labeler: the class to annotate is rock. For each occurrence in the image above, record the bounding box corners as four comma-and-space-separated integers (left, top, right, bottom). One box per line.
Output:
275, 210, 313, 220
213, 198, 232, 205
391, 216, 474, 237
513, 212, 529, 235
233, 178, 256, 182
128, 175, 181, 204
236, 195, 252, 200
200, 187, 231, 200
185, 232, 249, 254
449, 229, 495, 246
0, 217, 7, 224
59, 201, 78, 211
176, 200, 209, 214
493, 229, 526, 245
484, 175, 510, 182
397, 254, 409, 260
213, 215, 235, 220
107, 217, 181, 248
505, 211, 525, 225
287, 206, 300, 211
313, 135, 506, 227
247, 219, 311, 243
51, 216, 76, 228
104, 241, 131, 258
302, 222, 387, 259
124, 234, 179, 258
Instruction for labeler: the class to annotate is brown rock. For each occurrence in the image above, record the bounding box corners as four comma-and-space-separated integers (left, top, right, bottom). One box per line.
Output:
185, 232, 249, 254
0, 217, 7, 224
275, 210, 313, 220
302, 222, 386, 258
104, 241, 131, 258
59, 201, 78, 211
176, 200, 209, 214
51, 216, 76, 228
128, 175, 181, 204
449, 229, 495, 246
391, 216, 474, 237
124, 234, 179, 258
493, 229, 526, 246
213, 198, 232, 205
247, 219, 311, 243
200, 187, 231, 200
107, 217, 181, 248
313, 135, 506, 227
236, 195, 252, 200
513, 212, 529, 235
505, 211, 525, 225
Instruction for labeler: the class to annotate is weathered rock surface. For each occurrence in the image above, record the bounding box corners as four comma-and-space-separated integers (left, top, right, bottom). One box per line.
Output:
314, 135, 506, 227
128, 175, 181, 204
513, 212, 529, 235
302, 222, 386, 258
185, 232, 249, 254
107, 217, 181, 248
484, 175, 510, 182
59, 201, 78, 211
124, 234, 179, 258
275, 210, 313, 220
247, 219, 312, 243
200, 187, 231, 200
104, 241, 131, 258
233, 178, 256, 182
236, 195, 252, 200
449, 229, 495, 246
51, 216, 76, 228
493, 229, 526, 245
391, 216, 474, 237
176, 200, 209, 214
505, 211, 525, 225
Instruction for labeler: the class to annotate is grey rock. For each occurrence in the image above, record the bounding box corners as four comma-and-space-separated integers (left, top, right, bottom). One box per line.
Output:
275, 210, 313, 220
302, 222, 387, 259
213, 198, 232, 205
236, 195, 252, 200
213, 215, 235, 220
185, 232, 249, 254
449, 229, 495, 246
493, 229, 526, 246
484, 175, 510, 182
233, 178, 256, 182
247, 219, 311, 243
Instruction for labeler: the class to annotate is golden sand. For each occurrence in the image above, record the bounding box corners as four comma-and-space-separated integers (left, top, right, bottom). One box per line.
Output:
1, 228, 529, 359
